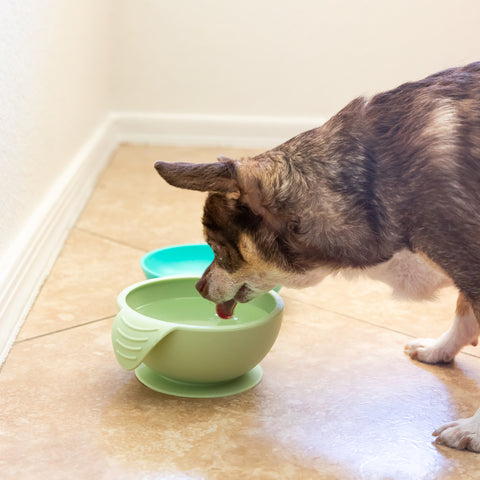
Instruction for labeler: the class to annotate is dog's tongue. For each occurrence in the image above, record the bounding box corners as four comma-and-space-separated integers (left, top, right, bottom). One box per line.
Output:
216, 300, 237, 319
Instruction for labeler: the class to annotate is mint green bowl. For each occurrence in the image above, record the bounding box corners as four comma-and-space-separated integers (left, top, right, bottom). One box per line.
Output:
112, 276, 283, 398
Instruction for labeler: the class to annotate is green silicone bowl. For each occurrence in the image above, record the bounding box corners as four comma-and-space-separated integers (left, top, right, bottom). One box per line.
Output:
112, 276, 283, 398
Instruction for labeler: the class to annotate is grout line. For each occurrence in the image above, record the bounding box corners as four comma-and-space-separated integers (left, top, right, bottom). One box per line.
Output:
280, 291, 416, 336
281, 292, 480, 360
14, 315, 116, 345
74, 226, 148, 253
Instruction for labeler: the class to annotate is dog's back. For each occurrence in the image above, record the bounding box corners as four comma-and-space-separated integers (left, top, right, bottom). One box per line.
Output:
260, 63, 480, 303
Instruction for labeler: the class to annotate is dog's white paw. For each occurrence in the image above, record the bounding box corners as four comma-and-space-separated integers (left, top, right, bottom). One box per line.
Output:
433, 415, 480, 451
404, 338, 455, 364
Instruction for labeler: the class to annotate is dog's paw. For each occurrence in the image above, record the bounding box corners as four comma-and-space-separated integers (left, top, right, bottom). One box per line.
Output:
404, 338, 455, 364
433, 416, 480, 452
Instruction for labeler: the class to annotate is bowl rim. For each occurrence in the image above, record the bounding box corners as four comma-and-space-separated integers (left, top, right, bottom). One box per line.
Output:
140, 243, 213, 278
117, 275, 284, 332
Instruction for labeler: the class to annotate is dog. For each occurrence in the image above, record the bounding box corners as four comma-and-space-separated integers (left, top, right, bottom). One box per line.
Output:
155, 62, 480, 451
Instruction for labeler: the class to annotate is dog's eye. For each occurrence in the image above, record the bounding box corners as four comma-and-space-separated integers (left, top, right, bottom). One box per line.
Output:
214, 249, 227, 266
208, 241, 231, 269
208, 244, 221, 260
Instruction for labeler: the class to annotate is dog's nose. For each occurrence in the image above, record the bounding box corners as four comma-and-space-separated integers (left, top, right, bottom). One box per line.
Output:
196, 276, 208, 298
196, 264, 212, 298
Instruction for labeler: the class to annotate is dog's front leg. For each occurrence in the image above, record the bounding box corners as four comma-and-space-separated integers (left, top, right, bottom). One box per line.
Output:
405, 292, 480, 451
433, 407, 480, 451
404, 292, 479, 364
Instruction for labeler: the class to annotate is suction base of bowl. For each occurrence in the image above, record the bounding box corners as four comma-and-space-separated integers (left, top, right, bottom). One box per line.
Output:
135, 364, 263, 398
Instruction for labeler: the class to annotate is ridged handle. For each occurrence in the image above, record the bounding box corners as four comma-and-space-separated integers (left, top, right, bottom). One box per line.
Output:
112, 309, 176, 370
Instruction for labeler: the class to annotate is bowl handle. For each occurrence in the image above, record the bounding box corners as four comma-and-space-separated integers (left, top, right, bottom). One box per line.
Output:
112, 309, 176, 370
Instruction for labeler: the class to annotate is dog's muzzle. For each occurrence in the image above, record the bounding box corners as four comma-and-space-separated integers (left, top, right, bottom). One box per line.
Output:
195, 265, 253, 304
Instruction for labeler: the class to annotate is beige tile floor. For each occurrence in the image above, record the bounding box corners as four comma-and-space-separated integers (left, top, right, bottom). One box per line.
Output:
2, 145, 480, 479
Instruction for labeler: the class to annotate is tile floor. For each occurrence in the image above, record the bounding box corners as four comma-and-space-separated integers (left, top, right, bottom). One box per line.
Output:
2, 145, 480, 479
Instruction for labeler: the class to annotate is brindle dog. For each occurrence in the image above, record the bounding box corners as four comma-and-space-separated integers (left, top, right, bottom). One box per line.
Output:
155, 62, 480, 451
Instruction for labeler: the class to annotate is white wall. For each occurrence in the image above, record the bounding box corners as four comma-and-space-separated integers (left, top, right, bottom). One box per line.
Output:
114, 0, 480, 120
0, 0, 116, 362
0, 1, 115, 264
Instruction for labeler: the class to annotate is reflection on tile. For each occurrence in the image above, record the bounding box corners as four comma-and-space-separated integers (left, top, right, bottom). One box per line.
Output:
17, 229, 145, 341
2, 301, 480, 479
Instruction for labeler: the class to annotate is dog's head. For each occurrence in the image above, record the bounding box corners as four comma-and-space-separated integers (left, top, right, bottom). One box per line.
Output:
155, 154, 324, 316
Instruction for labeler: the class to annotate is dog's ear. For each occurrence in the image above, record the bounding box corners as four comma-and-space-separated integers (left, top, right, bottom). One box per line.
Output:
237, 168, 286, 232
154, 160, 239, 194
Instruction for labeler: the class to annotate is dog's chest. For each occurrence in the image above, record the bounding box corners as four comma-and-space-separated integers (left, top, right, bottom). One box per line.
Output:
357, 250, 452, 300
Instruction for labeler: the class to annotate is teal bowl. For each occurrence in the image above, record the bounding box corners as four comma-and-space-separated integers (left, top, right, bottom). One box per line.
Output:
141, 243, 214, 279
141, 243, 281, 291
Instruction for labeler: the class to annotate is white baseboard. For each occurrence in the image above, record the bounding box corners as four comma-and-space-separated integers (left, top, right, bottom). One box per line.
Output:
0, 110, 327, 366
110, 112, 326, 148
0, 118, 118, 366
